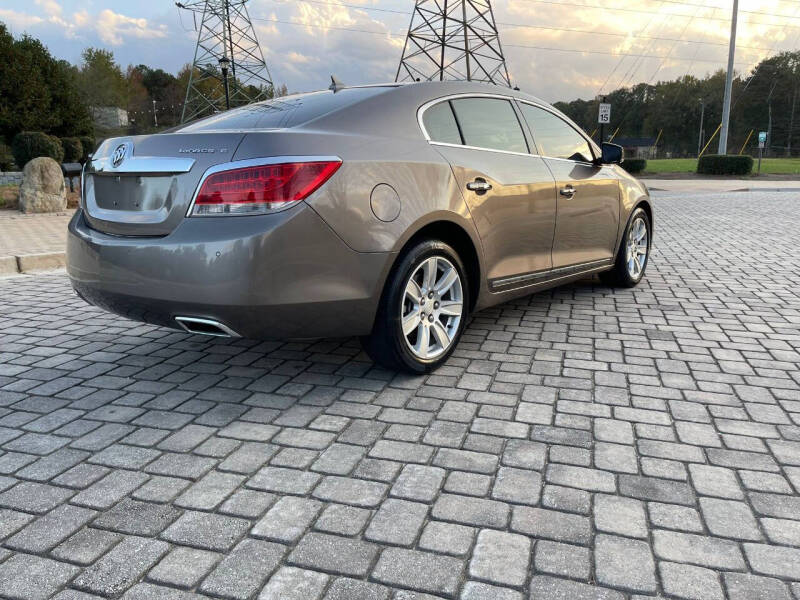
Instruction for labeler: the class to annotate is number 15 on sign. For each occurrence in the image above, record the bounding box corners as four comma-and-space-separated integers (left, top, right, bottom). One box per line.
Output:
598, 103, 611, 124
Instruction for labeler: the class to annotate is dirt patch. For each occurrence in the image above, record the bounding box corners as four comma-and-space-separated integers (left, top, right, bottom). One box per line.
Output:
0, 184, 79, 210
0, 184, 19, 210
66, 190, 80, 209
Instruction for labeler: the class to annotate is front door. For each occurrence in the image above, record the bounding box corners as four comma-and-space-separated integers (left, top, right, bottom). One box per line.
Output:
421, 96, 557, 284
517, 102, 620, 269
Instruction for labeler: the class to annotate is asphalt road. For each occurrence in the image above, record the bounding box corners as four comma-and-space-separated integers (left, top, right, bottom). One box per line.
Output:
0, 191, 799, 600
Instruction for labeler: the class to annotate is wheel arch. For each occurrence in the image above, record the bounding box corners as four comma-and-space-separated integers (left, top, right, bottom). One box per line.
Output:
634, 198, 654, 234
614, 196, 653, 256
390, 217, 482, 313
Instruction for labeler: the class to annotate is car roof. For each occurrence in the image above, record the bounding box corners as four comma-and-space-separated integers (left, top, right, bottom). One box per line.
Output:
343, 80, 551, 109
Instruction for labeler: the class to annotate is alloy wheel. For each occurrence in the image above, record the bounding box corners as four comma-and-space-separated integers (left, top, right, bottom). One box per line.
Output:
626, 216, 648, 280
401, 255, 463, 360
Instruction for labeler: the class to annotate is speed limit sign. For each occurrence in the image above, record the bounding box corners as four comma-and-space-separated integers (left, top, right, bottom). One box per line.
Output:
598, 103, 611, 124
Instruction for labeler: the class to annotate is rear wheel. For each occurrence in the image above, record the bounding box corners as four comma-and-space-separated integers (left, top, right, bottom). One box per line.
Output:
362, 240, 469, 373
601, 207, 650, 287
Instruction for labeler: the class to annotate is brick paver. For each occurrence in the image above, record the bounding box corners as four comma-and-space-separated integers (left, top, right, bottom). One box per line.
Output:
0, 190, 799, 599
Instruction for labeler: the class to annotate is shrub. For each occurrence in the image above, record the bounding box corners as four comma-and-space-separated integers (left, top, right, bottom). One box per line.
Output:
60, 137, 83, 163
11, 132, 64, 167
79, 136, 96, 162
622, 158, 647, 174
697, 154, 753, 176
0, 142, 16, 171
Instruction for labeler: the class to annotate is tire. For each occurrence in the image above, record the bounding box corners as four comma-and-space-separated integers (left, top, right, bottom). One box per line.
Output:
600, 207, 651, 288
362, 239, 469, 373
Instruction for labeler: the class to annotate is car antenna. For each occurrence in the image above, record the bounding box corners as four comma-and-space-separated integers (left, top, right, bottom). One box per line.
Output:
329, 75, 345, 93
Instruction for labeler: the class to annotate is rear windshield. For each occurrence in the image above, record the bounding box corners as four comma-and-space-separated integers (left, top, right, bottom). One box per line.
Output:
177, 87, 393, 132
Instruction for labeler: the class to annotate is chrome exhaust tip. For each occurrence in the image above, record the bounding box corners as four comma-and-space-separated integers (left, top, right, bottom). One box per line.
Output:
175, 316, 240, 338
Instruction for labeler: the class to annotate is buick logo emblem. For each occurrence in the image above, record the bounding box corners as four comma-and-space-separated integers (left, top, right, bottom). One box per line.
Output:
111, 144, 127, 168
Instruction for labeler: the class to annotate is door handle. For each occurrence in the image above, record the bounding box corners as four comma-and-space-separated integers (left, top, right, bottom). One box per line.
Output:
559, 186, 576, 198
466, 179, 492, 193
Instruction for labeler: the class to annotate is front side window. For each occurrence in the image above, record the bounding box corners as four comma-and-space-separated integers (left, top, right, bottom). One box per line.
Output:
449, 98, 528, 154
519, 103, 593, 162
422, 101, 463, 145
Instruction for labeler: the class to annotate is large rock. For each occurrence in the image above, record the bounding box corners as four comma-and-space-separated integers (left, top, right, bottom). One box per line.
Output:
19, 157, 66, 213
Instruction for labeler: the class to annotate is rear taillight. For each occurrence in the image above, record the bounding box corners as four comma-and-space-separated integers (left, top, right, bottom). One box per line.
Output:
190, 160, 341, 216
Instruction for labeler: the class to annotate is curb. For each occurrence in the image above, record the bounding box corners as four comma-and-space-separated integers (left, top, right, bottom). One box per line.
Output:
0, 251, 66, 275
736, 187, 800, 192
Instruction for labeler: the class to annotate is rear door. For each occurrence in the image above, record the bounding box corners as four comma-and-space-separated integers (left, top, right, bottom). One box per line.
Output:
422, 96, 557, 285
517, 102, 620, 269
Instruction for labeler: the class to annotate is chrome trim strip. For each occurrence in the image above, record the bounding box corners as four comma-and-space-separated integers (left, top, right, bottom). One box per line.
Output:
417, 92, 519, 143
417, 93, 596, 166
430, 141, 538, 158
90, 156, 196, 175
185, 155, 342, 217
175, 316, 241, 338
489, 258, 613, 291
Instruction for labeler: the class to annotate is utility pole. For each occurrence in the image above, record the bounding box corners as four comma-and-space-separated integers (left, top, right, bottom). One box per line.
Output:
787, 79, 797, 157
697, 98, 705, 157
718, 0, 738, 155
152, 99, 158, 128
766, 80, 776, 158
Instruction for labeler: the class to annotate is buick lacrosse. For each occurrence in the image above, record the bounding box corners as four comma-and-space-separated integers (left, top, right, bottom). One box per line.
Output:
67, 80, 652, 372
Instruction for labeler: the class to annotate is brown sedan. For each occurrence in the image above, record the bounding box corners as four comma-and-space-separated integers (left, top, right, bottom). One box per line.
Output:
67, 80, 652, 373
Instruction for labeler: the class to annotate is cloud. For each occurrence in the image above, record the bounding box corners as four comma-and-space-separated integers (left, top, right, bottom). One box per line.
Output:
94, 9, 168, 45
250, 0, 401, 91
0, 8, 44, 30
2, 0, 797, 103
1, 2, 167, 46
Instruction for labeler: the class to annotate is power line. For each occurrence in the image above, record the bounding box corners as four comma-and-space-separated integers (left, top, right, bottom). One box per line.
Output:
274, 0, 800, 23
508, 0, 800, 29
615, 1, 671, 91
636, 0, 800, 21
647, 3, 704, 84
597, 0, 665, 95
264, 0, 774, 51
250, 14, 751, 65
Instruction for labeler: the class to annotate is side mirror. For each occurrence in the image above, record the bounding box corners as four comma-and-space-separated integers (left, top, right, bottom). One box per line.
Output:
598, 142, 623, 165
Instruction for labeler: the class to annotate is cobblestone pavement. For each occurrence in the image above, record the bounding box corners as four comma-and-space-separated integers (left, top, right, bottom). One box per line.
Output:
1, 191, 799, 600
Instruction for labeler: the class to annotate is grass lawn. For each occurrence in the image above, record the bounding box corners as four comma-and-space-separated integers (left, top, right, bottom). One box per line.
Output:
645, 157, 800, 175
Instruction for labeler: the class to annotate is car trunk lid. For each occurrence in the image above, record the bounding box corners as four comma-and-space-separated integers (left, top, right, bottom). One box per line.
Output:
82, 133, 245, 236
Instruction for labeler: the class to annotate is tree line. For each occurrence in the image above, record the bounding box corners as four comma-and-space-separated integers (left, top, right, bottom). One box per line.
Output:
2, 18, 797, 166
0, 21, 287, 169
554, 51, 800, 158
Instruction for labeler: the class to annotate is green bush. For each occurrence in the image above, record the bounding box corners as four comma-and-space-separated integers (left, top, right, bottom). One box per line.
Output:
0, 142, 16, 171
697, 154, 753, 176
11, 131, 64, 167
79, 136, 96, 162
622, 158, 647, 174
60, 137, 83, 163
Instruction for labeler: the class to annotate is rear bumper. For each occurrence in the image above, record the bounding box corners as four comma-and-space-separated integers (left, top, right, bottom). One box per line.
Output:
67, 205, 395, 339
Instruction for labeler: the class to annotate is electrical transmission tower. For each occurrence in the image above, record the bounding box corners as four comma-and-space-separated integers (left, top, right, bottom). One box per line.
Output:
396, 0, 511, 87
177, 0, 273, 123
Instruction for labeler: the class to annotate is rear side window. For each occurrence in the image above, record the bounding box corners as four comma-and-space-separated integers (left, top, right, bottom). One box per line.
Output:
178, 87, 391, 132
519, 103, 593, 162
450, 98, 528, 154
422, 102, 462, 145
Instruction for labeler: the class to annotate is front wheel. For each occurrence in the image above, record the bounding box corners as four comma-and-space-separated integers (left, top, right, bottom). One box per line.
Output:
601, 207, 651, 288
362, 240, 469, 373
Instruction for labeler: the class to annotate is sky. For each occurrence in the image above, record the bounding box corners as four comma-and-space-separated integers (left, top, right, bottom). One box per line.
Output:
2, 0, 800, 103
